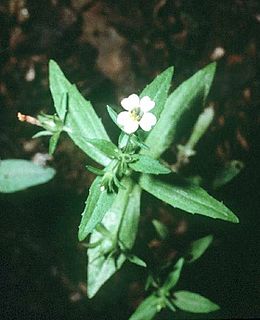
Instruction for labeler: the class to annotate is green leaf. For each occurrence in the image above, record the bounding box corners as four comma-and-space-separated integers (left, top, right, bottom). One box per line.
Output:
186, 106, 214, 150
165, 298, 177, 312
126, 254, 147, 267
49, 131, 61, 155
85, 139, 120, 159
152, 219, 169, 240
139, 174, 239, 223
118, 132, 129, 148
87, 178, 141, 298
173, 291, 220, 313
85, 165, 104, 176
213, 160, 244, 189
119, 183, 141, 249
185, 235, 213, 263
140, 66, 174, 122
107, 105, 119, 128
162, 258, 185, 292
132, 134, 149, 150
145, 274, 156, 291
0, 159, 55, 193
32, 130, 52, 138
78, 177, 116, 241
49, 60, 111, 166
129, 295, 161, 320
129, 155, 171, 175
143, 63, 216, 159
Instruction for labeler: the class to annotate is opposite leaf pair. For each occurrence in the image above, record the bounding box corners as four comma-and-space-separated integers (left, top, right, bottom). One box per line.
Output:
130, 235, 219, 319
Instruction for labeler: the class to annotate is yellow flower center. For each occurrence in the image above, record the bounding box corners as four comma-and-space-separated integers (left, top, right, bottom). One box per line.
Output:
130, 107, 143, 121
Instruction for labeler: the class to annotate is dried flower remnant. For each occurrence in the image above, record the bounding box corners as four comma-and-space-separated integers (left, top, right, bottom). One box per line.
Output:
17, 112, 41, 126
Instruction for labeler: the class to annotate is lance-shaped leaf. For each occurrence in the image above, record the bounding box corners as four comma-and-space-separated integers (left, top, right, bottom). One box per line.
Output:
85, 139, 120, 159
172, 291, 220, 313
33, 130, 52, 138
185, 105, 215, 150
129, 155, 171, 175
162, 258, 185, 292
129, 294, 161, 320
138, 67, 174, 142
87, 178, 141, 298
139, 174, 239, 223
85, 165, 104, 176
143, 63, 216, 159
119, 183, 142, 249
107, 105, 119, 128
140, 66, 174, 122
49, 60, 111, 166
0, 159, 55, 193
78, 177, 116, 241
49, 131, 61, 155
126, 254, 146, 267
152, 219, 169, 240
185, 235, 213, 263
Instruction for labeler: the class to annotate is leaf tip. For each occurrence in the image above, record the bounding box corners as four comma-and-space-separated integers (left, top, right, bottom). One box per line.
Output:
87, 290, 95, 299
78, 231, 84, 242
224, 207, 239, 224
229, 214, 239, 224
49, 59, 57, 68
167, 65, 174, 74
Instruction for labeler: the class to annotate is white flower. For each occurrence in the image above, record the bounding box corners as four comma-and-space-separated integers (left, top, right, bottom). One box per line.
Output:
117, 94, 157, 134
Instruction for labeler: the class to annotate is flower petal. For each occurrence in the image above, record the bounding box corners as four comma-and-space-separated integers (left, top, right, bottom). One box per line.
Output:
140, 96, 155, 112
122, 119, 139, 134
117, 111, 131, 126
121, 94, 140, 110
139, 112, 157, 131
117, 111, 139, 134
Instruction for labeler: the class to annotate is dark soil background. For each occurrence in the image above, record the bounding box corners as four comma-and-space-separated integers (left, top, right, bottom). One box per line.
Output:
1, 1, 259, 319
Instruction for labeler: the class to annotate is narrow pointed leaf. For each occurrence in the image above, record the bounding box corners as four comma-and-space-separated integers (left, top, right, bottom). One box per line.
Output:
118, 132, 129, 148
107, 105, 119, 128
162, 258, 185, 292
152, 219, 169, 240
139, 174, 239, 223
85, 165, 104, 176
129, 295, 161, 320
85, 139, 120, 159
32, 130, 52, 138
127, 255, 146, 267
186, 106, 214, 149
119, 183, 141, 249
49, 131, 61, 155
140, 66, 174, 121
49, 60, 111, 166
78, 177, 116, 241
185, 235, 213, 263
87, 178, 141, 298
129, 155, 171, 175
132, 134, 149, 150
139, 66, 174, 141
0, 160, 55, 193
143, 63, 216, 158
165, 298, 177, 312
173, 291, 220, 313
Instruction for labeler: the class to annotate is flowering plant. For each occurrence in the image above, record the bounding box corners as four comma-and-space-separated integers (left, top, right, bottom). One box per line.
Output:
0, 60, 241, 319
